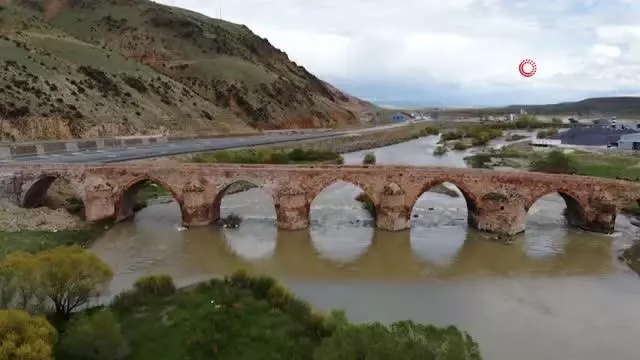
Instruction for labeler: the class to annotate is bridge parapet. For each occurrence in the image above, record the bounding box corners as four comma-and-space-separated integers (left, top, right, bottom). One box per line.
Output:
3, 163, 640, 236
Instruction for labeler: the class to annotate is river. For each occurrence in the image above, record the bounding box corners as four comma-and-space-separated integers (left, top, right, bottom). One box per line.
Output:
90, 135, 640, 360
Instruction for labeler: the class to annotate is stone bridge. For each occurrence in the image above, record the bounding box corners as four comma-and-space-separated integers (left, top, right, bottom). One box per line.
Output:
3, 163, 640, 236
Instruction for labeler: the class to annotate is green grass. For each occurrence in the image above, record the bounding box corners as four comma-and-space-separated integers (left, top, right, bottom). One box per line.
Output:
569, 152, 640, 180
190, 148, 343, 165
186, 57, 277, 85
0, 220, 113, 260
27, 37, 149, 73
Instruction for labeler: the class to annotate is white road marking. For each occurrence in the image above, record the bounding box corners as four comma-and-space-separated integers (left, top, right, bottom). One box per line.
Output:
72, 152, 82, 155
127, 147, 137, 150
107, 154, 118, 158
96, 150, 104, 153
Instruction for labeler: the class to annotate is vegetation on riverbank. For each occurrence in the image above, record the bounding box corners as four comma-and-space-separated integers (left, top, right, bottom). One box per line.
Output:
0, 219, 113, 260
621, 243, 640, 276
190, 148, 344, 165
465, 146, 640, 214
537, 128, 559, 139
0, 238, 484, 360
363, 152, 377, 165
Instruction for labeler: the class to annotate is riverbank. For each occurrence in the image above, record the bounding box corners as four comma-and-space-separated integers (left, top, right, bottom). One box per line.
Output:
621, 243, 640, 276
0, 218, 113, 259
464, 143, 640, 214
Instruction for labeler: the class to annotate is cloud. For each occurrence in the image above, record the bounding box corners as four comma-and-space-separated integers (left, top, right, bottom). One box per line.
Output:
155, 0, 640, 106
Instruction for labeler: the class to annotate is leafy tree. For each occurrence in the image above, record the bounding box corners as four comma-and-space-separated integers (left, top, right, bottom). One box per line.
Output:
530, 150, 575, 174
56, 309, 127, 360
313, 320, 482, 360
0, 309, 58, 360
363, 152, 376, 165
2, 247, 113, 318
1, 252, 48, 313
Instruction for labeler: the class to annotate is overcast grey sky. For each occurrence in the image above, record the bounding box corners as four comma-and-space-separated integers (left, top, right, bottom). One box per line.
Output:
156, 0, 640, 106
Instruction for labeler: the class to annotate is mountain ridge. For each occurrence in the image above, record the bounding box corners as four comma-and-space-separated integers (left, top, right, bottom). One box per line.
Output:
0, 0, 373, 141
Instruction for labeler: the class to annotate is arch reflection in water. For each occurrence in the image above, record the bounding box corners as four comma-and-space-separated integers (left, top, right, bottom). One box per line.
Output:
524, 193, 571, 258
409, 182, 469, 266
221, 219, 277, 261
309, 181, 374, 263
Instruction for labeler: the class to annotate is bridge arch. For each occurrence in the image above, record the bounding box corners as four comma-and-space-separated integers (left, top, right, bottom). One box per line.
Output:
309, 178, 378, 221
114, 175, 185, 223
308, 178, 375, 263
525, 189, 587, 231
407, 178, 479, 221
21, 174, 87, 218
211, 178, 276, 224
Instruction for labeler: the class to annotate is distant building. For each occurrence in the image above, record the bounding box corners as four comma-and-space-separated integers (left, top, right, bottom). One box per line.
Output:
616, 133, 640, 150
391, 113, 406, 122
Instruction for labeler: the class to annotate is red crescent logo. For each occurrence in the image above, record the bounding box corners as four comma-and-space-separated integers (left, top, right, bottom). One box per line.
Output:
519, 59, 537, 78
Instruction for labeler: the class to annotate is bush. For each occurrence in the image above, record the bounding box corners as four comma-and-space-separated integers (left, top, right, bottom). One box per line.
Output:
355, 192, 376, 217
363, 152, 376, 165
133, 274, 176, 298
313, 320, 482, 360
419, 126, 440, 136
530, 150, 575, 174
441, 131, 464, 141
537, 128, 559, 139
466, 153, 493, 169
452, 141, 469, 151
56, 309, 127, 360
433, 146, 448, 156
0, 310, 58, 360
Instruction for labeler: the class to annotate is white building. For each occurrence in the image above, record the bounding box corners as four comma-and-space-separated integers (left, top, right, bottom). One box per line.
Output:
616, 132, 640, 150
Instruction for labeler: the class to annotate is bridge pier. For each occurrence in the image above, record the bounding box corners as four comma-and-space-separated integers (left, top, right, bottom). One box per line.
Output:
83, 181, 116, 223
470, 190, 526, 236
376, 183, 409, 231
567, 208, 617, 234
274, 187, 309, 230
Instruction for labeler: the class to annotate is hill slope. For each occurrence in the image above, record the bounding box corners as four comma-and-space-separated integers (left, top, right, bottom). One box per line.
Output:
502, 97, 640, 117
0, 0, 369, 140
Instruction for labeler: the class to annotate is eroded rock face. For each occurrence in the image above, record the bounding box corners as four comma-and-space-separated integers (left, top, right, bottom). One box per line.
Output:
7, 163, 640, 235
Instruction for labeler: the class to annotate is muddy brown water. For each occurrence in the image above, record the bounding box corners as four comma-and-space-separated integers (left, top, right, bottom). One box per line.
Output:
90, 135, 640, 360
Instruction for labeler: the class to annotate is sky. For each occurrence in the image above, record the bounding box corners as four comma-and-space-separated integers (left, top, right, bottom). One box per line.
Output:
156, 0, 640, 107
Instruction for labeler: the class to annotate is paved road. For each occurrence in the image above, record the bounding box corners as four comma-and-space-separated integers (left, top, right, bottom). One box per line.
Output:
2, 131, 358, 164
1, 119, 428, 164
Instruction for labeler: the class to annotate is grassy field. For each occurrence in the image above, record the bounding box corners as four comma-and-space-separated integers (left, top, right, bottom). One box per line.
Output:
0, 220, 113, 260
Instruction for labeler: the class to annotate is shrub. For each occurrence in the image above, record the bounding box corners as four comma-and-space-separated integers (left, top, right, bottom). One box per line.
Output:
0, 310, 58, 360
355, 192, 376, 217
419, 126, 440, 136
132, 274, 176, 298
530, 150, 574, 174
441, 130, 464, 141
452, 141, 469, 151
466, 153, 493, 169
363, 152, 376, 165
313, 320, 482, 360
433, 146, 448, 156
56, 309, 127, 360
537, 128, 559, 139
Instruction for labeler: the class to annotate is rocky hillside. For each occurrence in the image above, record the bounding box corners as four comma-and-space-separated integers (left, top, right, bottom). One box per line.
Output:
0, 0, 372, 141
